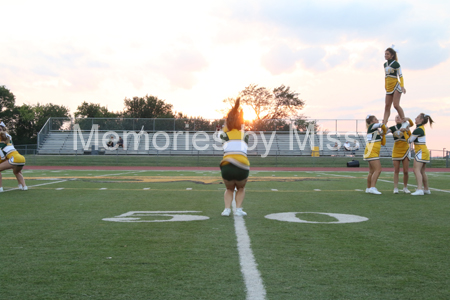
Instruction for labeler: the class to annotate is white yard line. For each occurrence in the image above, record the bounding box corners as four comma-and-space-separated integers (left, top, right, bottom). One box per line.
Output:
318, 171, 449, 193
3, 170, 144, 193
232, 195, 267, 300
3, 179, 69, 192
94, 170, 146, 177
377, 179, 450, 194
317, 172, 356, 178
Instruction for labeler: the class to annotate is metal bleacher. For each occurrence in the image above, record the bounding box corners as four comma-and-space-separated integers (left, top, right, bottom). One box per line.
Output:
37, 129, 396, 157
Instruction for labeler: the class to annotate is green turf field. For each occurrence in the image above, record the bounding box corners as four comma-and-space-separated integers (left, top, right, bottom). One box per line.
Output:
1, 169, 450, 299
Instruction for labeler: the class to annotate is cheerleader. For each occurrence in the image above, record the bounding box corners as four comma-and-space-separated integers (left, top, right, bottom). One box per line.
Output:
0, 122, 13, 144
382, 46, 409, 128
0, 132, 27, 192
401, 113, 433, 196
388, 115, 412, 194
219, 98, 250, 216
364, 115, 383, 194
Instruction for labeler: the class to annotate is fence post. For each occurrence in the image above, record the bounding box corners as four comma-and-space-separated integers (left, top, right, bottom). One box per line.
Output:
445, 151, 450, 168
275, 151, 278, 167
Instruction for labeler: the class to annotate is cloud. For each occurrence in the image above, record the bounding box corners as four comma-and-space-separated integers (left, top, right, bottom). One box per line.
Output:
261, 43, 301, 74
261, 43, 327, 74
151, 45, 209, 89
229, 0, 450, 70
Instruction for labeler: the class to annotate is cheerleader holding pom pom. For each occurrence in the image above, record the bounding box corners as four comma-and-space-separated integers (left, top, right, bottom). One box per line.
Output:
364, 115, 384, 194
401, 113, 434, 196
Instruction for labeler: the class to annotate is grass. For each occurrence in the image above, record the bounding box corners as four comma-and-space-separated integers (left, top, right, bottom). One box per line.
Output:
23, 154, 450, 168
1, 169, 450, 299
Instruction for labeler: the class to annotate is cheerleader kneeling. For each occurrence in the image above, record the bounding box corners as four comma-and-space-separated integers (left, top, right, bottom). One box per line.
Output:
0, 132, 28, 192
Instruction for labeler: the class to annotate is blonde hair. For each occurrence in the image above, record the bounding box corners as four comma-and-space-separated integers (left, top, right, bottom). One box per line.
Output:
366, 115, 376, 128
0, 132, 10, 143
226, 98, 244, 131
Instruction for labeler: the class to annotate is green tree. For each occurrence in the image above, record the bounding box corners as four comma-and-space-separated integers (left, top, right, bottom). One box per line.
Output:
123, 95, 175, 118
0, 85, 16, 112
74, 101, 118, 118
12, 104, 36, 144
271, 85, 305, 119
12, 103, 71, 144
238, 84, 305, 120
221, 84, 309, 131
0, 85, 17, 128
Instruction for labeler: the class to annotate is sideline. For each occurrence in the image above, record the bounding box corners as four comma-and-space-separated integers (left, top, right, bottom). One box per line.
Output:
24, 166, 450, 172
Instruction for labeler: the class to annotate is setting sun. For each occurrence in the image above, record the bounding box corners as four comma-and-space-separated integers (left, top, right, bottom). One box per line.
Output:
243, 106, 258, 122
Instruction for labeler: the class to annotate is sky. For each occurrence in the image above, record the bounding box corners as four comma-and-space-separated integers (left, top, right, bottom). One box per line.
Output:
1, 0, 449, 151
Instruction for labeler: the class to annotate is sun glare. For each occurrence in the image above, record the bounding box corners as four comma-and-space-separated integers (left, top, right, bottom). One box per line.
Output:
243, 107, 257, 122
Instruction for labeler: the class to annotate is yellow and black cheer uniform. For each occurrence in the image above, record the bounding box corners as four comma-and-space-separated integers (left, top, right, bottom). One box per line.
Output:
385, 59, 404, 94
0, 143, 26, 166
364, 123, 382, 161
389, 124, 411, 161
220, 129, 250, 181
407, 124, 430, 163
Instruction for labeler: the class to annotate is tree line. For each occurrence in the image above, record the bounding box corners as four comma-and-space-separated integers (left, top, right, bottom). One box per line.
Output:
0, 84, 311, 145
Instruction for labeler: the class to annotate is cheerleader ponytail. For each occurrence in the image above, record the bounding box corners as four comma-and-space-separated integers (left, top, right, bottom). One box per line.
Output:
421, 113, 434, 128
226, 98, 245, 130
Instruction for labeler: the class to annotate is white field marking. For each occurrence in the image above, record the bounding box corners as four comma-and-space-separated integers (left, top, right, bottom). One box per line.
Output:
355, 189, 364, 192
314, 189, 321, 191
271, 189, 278, 191
2, 179, 69, 193
265, 212, 368, 224
186, 188, 192, 190
319, 171, 449, 193
232, 193, 267, 300
377, 179, 450, 194
94, 170, 146, 177
143, 188, 150, 190
55, 188, 65, 190
99, 188, 108, 190
317, 172, 356, 178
